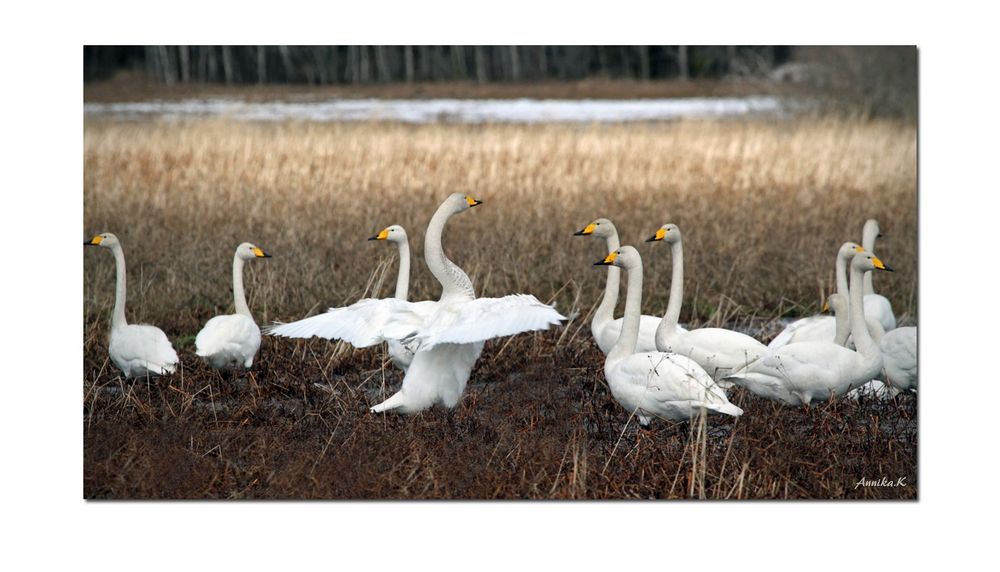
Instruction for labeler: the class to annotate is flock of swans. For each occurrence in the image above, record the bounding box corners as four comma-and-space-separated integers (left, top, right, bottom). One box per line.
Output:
84, 193, 916, 427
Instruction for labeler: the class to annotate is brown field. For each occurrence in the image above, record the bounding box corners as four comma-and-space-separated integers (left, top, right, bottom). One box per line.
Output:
84, 117, 917, 499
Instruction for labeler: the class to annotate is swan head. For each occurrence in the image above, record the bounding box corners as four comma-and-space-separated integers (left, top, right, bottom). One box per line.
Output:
236, 242, 271, 260
863, 219, 882, 241
594, 245, 640, 270
824, 292, 848, 315
645, 223, 681, 244
446, 192, 483, 213
368, 224, 407, 243
573, 217, 616, 238
838, 241, 865, 260
851, 250, 893, 274
84, 232, 120, 249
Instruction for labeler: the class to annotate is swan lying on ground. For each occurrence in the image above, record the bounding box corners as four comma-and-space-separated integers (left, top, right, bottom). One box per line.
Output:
195, 242, 271, 370
368, 224, 418, 371
724, 251, 892, 405
595, 246, 742, 426
647, 224, 767, 384
85, 233, 178, 378
861, 219, 896, 332
769, 241, 886, 349
573, 218, 677, 354
268, 193, 566, 413
879, 326, 917, 392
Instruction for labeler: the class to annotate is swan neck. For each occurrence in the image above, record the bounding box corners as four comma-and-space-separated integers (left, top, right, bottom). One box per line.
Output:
593, 232, 621, 326
233, 255, 251, 317
863, 267, 875, 295
848, 265, 878, 355
862, 230, 876, 295
832, 302, 850, 347
111, 243, 128, 330
655, 240, 684, 346
609, 260, 642, 363
395, 239, 410, 301
835, 253, 849, 296
424, 202, 473, 299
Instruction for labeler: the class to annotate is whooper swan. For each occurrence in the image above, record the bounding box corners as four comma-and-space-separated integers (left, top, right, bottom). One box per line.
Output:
647, 224, 767, 382
195, 242, 271, 370
368, 224, 419, 372
268, 193, 566, 413
595, 246, 742, 426
861, 219, 896, 332
573, 218, 682, 354
85, 233, 178, 378
878, 326, 917, 393
724, 251, 893, 405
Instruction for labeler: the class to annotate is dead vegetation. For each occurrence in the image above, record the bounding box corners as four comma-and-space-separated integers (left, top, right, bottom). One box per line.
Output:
84, 117, 917, 499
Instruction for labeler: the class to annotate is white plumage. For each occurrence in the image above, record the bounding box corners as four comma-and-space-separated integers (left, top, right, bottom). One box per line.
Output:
267, 193, 566, 413
861, 219, 896, 332
195, 242, 270, 371
879, 326, 917, 392
725, 252, 892, 405
596, 246, 742, 426
85, 232, 178, 378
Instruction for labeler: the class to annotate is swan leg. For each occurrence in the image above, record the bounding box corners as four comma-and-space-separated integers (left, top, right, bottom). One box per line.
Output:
371, 391, 408, 414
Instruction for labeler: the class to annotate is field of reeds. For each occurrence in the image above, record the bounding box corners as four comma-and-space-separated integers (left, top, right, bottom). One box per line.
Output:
83, 117, 917, 499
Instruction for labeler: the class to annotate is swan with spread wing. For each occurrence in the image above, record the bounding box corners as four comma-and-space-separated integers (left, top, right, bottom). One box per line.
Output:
267, 193, 566, 413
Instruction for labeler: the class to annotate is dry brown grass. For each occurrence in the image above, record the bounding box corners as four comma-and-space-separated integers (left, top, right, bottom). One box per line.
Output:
83, 117, 917, 499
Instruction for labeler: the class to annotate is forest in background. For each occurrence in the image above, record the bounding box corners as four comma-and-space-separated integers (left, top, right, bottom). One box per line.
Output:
84, 46, 917, 117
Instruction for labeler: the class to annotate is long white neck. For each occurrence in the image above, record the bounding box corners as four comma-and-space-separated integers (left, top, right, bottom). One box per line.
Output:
232, 255, 251, 317
110, 243, 128, 330
593, 231, 621, 328
394, 239, 410, 301
654, 240, 683, 346
835, 253, 849, 296
848, 264, 879, 358
609, 259, 643, 364
832, 301, 850, 347
862, 232, 876, 295
424, 201, 475, 300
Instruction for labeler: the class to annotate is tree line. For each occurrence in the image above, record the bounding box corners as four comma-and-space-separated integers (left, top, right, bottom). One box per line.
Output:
84, 46, 793, 85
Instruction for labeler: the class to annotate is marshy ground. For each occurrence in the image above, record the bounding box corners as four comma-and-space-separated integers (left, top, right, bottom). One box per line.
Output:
84, 117, 917, 499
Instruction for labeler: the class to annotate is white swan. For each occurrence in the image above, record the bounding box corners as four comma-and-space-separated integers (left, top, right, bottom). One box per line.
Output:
647, 224, 767, 383
724, 251, 892, 405
878, 326, 917, 392
85, 233, 179, 378
595, 246, 742, 426
267, 193, 566, 413
368, 224, 418, 371
768, 242, 882, 349
194, 242, 271, 370
823, 292, 897, 401
573, 218, 673, 354
861, 219, 896, 331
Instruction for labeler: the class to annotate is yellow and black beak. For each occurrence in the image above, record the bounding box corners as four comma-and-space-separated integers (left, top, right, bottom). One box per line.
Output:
645, 228, 666, 242
872, 256, 893, 272
252, 247, 272, 258
822, 301, 830, 313
368, 228, 389, 241
85, 235, 103, 246
465, 196, 483, 208
594, 251, 618, 266
574, 223, 597, 236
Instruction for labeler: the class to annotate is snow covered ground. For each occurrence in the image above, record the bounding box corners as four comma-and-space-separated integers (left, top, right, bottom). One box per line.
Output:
84, 96, 789, 123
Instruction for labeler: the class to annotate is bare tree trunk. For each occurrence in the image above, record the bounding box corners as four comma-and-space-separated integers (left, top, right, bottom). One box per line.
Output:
314, 47, 328, 84
178, 46, 190, 83
221, 46, 234, 84
418, 46, 430, 80
678, 45, 689, 80
257, 46, 267, 84
726, 45, 736, 74
451, 46, 466, 80
375, 46, 390, 82
158, 45, 175, 85
639, 46, 650, 79
348, 46, 359, 83
475, 46, 487, 83
360, 46, 370, 82
330, 47, 340, 83
279, 45, 294, 82
537, 46, 547, 79
509, 46, 520, 81
404, 46, 415, 82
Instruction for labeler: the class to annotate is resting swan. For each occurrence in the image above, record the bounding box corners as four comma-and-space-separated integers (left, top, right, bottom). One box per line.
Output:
768, 242, 882, 349
595, 246, 742, 426
368, 224, 418, 371
195, 242, 271, 370
878, 326, 917, 392
573, 218, 678, 354
268, 193, 566, 413
724, 251, 892, 405
861, 219, 896, 331
85, 233, 178, 378
647, 224, 767, 383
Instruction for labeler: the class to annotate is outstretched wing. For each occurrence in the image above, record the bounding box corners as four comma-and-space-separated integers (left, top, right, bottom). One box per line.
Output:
418, 294, 566, 348
265, 298, 435, 348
